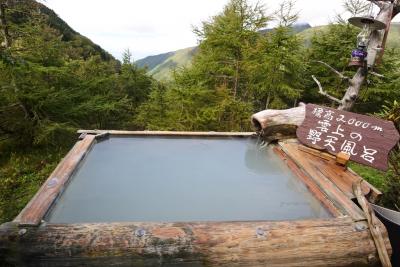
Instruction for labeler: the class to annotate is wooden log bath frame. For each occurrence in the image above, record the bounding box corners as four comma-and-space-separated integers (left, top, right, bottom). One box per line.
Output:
0, 130, 392, 267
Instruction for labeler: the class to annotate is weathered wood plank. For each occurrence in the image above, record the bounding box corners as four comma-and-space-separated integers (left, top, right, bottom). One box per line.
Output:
77, 130, 256, 137
297, 144, 382, 202
273, 146, 343, 217
15, 135, 96, 226
0, 218, 390, 267
348, 167, 382, 203
279, 140, 366, 221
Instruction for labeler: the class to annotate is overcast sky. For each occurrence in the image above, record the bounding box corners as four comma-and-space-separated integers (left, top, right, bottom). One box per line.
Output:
41, 0, 398, 60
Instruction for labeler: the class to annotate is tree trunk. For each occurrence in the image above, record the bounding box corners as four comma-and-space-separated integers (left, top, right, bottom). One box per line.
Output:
233, 60, 239, 98
339, 2, 394, 111
265, 91, 271, 109
0, 1, 11, 49
251, 105, 305, 141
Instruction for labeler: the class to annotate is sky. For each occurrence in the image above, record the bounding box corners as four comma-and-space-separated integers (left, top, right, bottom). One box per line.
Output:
41, 0, 398, 61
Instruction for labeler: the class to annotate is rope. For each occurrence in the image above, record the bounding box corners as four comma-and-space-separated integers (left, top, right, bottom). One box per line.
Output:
353, 180, 392, 267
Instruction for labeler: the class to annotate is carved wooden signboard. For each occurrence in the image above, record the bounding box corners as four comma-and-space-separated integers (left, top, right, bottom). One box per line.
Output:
297, 104, 400, 171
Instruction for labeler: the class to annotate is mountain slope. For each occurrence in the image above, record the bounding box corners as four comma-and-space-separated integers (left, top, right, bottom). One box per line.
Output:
37, 1, 116, 62
149, 47, 197, 80
138, 23, 400, 81
259, 22, 311, 35
298, 22, 400, 48
135, 23, 312, 81
136, 47, 197, 80
135, 51, 175, 70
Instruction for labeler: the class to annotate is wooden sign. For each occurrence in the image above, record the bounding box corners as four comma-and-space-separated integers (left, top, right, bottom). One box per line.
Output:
297, 104, 400, 171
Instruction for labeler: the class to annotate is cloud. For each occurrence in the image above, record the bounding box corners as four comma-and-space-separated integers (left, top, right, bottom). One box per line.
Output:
42, 0, 399, 60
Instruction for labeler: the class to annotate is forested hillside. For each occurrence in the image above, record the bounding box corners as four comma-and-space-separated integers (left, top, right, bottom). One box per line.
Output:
0, 0, 399, 223
0, 0, 155, 222
137, 23, 400, 81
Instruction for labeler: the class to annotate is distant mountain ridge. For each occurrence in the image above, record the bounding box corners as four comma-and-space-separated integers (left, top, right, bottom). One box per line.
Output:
135, 51, 175, 70
136, 47, 197, 81
136, 22, 400, 81
135, 23, 312, 81
258, 22, 312, 35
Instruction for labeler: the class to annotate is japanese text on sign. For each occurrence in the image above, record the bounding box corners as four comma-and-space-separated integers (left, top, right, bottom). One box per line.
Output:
296, 104, 400, 171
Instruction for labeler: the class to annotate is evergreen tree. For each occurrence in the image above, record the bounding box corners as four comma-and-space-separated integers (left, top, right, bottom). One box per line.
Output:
246, 0, 304, 110
304, 23, 359, 105
186, 0, 269, 99
119, 49, 153, 111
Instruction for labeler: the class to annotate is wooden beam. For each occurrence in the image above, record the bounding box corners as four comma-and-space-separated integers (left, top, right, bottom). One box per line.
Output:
273, 146, 343, 217
278, 141, 368, 221
0, 217, 390, 267
14, 135, 96, 226
295, 144, 381, 202
77, 130, 256, 137
348, 168, 382, 203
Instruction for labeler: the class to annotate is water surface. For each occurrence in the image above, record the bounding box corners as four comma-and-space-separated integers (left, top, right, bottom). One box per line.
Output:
46, 136, 331, 223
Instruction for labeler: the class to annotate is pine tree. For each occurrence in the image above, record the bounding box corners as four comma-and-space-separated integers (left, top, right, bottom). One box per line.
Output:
246, 1, 304, 110
186, 0, 269, 99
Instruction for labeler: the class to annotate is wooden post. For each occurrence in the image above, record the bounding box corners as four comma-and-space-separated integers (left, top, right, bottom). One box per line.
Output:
336, 152, 351, 167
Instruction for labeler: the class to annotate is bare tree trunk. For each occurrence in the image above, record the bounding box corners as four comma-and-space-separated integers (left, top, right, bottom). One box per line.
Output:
265, 91, 271, 109
251, 2, 400, 137
233, 60, 239, 99
339, 2, 395, 111
0, 1, 11, 49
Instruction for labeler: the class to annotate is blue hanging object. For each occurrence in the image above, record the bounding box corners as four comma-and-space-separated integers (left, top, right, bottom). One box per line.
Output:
347, 2, 387, 68
347, 15, 385, 68
349, 49, 368, 67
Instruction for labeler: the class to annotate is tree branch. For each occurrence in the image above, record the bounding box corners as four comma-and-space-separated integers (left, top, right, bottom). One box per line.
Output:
393, 1, 400, 18
0, 135, 11, 142
367, 0, 384, 9
369, 70, 385, 78
312, 75, 342, 104
315, 61, 350, 81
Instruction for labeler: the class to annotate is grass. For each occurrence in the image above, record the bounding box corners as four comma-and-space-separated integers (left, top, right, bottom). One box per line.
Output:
0, 148, 66, 223
349, 162, 400, 211
387, 23, 400, 49
349, 162, 387, 191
